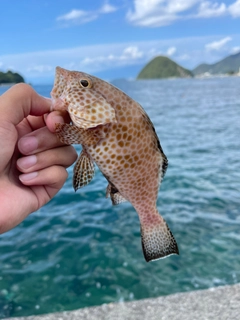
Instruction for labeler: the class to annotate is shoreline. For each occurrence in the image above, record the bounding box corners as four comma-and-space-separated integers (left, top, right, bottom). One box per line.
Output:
0, 83, 17, 87
6, 283, 240, 320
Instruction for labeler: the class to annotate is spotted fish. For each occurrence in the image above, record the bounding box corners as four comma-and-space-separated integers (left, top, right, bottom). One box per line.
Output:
51, 66, 179, 262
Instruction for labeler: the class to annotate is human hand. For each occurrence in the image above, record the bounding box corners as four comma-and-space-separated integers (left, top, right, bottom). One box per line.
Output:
0, 83, 77, 234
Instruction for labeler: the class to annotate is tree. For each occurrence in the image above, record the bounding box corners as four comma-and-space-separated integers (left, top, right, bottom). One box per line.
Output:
0, 70, 25, 84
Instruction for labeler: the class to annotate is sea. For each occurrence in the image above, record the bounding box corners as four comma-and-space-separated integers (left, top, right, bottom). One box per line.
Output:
0, 77, 240, 318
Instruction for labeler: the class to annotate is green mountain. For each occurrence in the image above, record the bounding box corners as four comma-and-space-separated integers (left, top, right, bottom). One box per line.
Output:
193, 51, 240, 75
137, 56, 193, 79
0, 70, 25, 84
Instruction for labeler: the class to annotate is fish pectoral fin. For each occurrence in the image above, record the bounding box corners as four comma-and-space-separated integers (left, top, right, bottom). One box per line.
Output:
106, 184, 127, 205
55, 123, 105, 146
140, 216, 179, 262
73, 149, 95, 191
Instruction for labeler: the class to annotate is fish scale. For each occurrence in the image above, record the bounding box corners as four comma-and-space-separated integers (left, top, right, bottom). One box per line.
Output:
51, 66, 179, 262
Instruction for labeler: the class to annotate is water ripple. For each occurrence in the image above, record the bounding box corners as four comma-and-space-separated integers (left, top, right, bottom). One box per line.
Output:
0, 77, 240, 317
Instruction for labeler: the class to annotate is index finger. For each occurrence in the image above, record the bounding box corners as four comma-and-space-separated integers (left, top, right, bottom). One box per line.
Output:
0, 83, 52, 125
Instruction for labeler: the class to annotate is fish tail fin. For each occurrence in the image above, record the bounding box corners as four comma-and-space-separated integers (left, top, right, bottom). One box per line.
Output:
140, 213, 179, 262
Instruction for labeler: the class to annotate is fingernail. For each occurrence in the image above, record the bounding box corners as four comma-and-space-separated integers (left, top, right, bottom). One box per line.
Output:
19, 172, 38, 182
17, 155, 37, 169
19, 137, 38, 154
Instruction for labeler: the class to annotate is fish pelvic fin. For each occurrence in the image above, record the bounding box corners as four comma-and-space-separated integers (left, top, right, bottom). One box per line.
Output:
106, 183, 127, 205
140, 216, 179, 262
73, 149, 95, 191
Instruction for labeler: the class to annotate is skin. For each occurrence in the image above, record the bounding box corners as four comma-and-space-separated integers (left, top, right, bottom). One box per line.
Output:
51, 67, 179, 261
0, 83, 77, 234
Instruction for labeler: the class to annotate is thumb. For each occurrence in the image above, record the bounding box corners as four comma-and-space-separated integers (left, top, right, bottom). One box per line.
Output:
0, 84, 52, 171
0, 83, 52, 125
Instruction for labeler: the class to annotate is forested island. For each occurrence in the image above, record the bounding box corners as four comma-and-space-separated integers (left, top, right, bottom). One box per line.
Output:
137, 52, 240, 79
137, 56, 193, 79
0, 70, 25, 84
192, 51, 240, 75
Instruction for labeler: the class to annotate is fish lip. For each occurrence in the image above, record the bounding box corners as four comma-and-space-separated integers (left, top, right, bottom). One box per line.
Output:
50, 97, 66, 112
73, 117, 96, 124
69, 114, 101, 128
70, 113, 116, 129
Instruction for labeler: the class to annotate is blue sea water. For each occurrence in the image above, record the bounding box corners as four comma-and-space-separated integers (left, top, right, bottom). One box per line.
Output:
0, 77, 240, 318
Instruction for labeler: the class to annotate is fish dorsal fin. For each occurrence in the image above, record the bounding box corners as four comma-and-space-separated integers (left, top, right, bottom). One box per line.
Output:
73, 149, 95, 191
68, 89, 117, 129
140, 113, 168, 182
106, 183, 127, 205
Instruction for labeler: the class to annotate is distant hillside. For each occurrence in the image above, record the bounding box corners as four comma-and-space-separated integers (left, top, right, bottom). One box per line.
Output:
0, 70, 25, 84
193, 52, 240, 75
137, 56, 193, 79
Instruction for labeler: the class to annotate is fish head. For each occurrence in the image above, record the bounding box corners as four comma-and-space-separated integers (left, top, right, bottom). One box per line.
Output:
51, 67, 117, 129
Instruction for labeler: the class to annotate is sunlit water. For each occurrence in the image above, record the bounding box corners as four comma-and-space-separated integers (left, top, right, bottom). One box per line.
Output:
0, 77, 240, 318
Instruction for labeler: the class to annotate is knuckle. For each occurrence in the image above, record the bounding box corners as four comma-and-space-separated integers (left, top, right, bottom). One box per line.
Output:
13, 83, 34, 96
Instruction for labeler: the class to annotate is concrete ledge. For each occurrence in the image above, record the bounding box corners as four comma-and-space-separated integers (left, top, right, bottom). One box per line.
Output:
7, 283, 240, 320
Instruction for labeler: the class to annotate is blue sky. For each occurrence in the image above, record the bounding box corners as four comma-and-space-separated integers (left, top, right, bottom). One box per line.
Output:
0, 0, 240, 84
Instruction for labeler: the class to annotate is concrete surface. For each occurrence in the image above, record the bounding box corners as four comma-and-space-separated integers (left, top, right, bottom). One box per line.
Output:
6, 283, 240, 320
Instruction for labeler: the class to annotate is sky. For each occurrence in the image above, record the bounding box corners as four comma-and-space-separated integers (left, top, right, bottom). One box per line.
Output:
0, 0, 240, 84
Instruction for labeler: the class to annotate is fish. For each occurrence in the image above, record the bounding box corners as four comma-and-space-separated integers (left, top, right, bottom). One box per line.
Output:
51, 66, 179, 262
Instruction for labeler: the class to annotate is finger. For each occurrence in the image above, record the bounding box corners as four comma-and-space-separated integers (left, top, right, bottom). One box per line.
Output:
26, 114, 47, 131
16, 145, 77, 173
19, 165, 68, 187
16, 111, 68, 143
18, 126, 66, 155
16, 115, 47, 140
19, 166, 68, 207
20, 115, 47, 133
46, 110, 71, 132
0, 83, 52, 125
0, 84, 52, 172
19, 113, 51, 134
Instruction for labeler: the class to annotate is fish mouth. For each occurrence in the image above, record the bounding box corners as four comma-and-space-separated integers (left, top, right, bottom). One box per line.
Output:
50, 97, 67, 112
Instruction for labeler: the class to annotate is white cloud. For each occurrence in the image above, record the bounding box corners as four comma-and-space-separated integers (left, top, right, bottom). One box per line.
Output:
1, 35, 240, 83
56, 2, 117, 25
121, 46, 143, 59
166, 46, 176, 56
27, 65, 54, 73
228, 0, 240, 17
126, 0, 240, 27
205, 36, 232, 51
57, 10, 87, 21
177, 54, 191, 60
197, 1, 227, 17
57, 9, 98, 24
100, 3, 117, 13
56, 1, 240, 29
126, 0, 199, 27
231, 46, 240, 54
80, 46, 143, 69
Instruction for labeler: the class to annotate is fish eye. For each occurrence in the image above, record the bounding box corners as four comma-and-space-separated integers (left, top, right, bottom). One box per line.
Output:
80, 79, 92, 88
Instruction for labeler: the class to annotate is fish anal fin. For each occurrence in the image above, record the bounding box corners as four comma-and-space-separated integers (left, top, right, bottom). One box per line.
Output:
73, 149, 95, 191
111, 192, 127, 205
140, 216, 179, 262
106, 183, 127, 205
